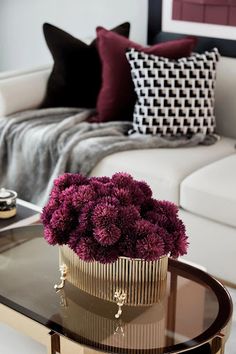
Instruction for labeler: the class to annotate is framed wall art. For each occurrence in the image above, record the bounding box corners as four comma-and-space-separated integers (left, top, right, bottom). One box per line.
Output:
148, 0, 236, 57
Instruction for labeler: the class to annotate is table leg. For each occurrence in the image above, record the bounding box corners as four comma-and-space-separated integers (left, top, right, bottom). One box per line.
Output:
211, 335, 225, 354
50, 332, 60, 354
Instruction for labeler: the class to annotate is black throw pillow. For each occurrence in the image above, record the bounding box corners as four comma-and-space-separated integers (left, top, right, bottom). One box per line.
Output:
41, 22, 130, 108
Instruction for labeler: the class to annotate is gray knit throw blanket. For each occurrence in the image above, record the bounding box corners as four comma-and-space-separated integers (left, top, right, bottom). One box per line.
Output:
0, 108, 217, 206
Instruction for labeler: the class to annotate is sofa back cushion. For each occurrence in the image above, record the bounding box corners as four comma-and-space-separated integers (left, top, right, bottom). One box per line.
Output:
215, 56, 236, 139
0, 67, 50, 117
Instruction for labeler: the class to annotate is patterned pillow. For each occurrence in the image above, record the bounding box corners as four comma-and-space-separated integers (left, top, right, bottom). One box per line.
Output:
126, 48, 220, 136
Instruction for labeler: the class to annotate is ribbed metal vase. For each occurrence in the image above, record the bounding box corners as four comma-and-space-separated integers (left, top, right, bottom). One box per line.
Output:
59, 246, 168, 306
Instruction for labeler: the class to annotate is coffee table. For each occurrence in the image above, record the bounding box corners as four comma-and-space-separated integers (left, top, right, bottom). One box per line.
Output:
0, 198, 41, 232
0, 225, 232, 354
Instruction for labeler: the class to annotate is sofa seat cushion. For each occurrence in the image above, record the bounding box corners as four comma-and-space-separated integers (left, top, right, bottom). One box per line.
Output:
180, 154, 236, 227
90, 137, 236, 205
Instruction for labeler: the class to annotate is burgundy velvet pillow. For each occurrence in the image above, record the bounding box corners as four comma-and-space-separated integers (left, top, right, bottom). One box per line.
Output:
95, 28, 197, 122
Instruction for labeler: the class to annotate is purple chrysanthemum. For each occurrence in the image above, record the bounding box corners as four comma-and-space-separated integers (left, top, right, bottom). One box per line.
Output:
163, 214, 183, 235
41, 198, 59, 226
113, 187, 132, 206
137, 181, 153, 199
67, 220, 90, 251
92, 203, 118, 227
155, 225, 174, 255
71, 185, 96, 210
171, 233, 189, 258
90, 178, 113, 196
173, 234, 189, 257
90, 176, 111, 184
94, 224, 121, 245
98, 196, 120, 206
134, 219, 157, 239
78, 201, 96, 235
142, 199, 178, 228
49, 186, 60, 202
53, 173, 87, 191
58, 185, 79, 205
145, 210, 168, 226
141, 198, 156, 213
119, 231, 137, 258
75, 237, 95, 262
44, 225, 69, 245
94, 245, 119, 264
136, 234, 165, 261
117, 205, 140, 230
130, 184, 147, 205
44, 226, 58, 245
170, 218, 188, 257
50, 206, 75, 233
67, 229, 80, 251
111, 172, 134, 188
154, 200, 179, 219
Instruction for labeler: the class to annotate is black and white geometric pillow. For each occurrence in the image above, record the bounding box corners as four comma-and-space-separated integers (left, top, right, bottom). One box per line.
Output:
126, 48, 220, 136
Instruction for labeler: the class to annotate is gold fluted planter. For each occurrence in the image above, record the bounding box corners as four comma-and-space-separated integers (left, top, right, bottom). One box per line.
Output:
58, 245, 168, 307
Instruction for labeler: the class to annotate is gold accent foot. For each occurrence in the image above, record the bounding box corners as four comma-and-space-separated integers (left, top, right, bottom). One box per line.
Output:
54, 264, 67, 292
114, 291, 126, 319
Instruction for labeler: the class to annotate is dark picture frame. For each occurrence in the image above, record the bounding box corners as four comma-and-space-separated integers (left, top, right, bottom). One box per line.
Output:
148, 0, 236, 58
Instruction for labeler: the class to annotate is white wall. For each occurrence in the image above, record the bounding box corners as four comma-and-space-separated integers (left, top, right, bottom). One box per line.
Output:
0, 0, 148, 72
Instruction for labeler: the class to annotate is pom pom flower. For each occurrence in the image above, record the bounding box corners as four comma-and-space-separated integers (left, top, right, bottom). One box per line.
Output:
41, 172, 188, 263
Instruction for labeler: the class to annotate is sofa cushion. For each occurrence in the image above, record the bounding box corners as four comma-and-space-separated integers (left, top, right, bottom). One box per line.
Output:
126, 47, 219, 136
180, 154, 236, 227
41, 22, 130, 109
95, 28, 196, 122
90, 137, 236, 205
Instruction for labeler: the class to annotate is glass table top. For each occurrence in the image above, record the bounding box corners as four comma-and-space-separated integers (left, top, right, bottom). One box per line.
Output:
0, 225, 232, 353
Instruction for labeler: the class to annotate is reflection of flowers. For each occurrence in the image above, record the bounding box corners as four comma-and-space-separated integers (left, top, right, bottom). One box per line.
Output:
42, 172, 188, 263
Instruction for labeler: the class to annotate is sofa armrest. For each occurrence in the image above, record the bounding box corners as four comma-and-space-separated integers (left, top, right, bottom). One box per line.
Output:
0, 66, 51, 117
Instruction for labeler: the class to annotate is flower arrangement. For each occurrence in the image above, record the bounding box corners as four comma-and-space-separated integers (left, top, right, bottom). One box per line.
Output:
41, 172, 188, 264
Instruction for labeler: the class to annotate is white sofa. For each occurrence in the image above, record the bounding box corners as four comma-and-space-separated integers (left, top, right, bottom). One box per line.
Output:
0, 57, 236, 285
